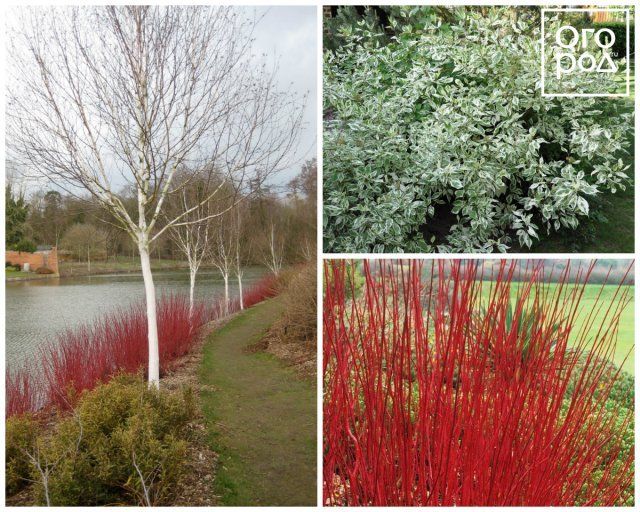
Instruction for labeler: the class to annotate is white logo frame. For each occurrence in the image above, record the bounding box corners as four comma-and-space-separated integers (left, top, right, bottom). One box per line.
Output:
541, 8, 630, 98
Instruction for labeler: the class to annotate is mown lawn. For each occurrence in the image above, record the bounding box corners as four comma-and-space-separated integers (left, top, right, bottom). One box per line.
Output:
528, 184, 634, 253
480, 282, 634, 375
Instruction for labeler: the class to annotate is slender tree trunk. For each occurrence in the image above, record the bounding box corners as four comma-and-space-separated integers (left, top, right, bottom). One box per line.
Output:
139, 243, 160, 387
189, 265, 196, 316
87, 247, 91, 273
223, 273, 229, 315
237, 272, 244, 310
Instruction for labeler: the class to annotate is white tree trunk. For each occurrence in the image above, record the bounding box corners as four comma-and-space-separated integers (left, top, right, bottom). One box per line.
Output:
237, 273, 244, 310
223, 273, 229, 315
139, 244, 160, 388
189, 266, 196, 316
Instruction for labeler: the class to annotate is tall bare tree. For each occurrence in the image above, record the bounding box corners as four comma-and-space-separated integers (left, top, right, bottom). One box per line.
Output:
264, 221, 285, 276
166, 169, 225, 315
7, 6, 304, 387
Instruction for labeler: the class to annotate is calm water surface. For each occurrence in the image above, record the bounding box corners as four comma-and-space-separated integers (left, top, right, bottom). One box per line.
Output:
6, 268, 264, 369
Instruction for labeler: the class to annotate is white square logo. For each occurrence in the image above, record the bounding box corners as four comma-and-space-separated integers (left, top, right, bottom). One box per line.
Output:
541, 8, 630, 97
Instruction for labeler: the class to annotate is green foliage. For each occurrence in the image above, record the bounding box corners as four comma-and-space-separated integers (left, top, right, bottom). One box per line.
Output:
323, 6, 501, 52
563, 358, 634, 506
593, 21, 634, 60
472, 301, 563, 361
323, 7, 632, 253
6, 414, 41, 496
6, 375, 196, 506
323, 261, 365, 300
607, 368, 634, 409
591, 370, 634, 506
14, 239, 37, 253
6, 185, 31, 250
579, 398, 634, 506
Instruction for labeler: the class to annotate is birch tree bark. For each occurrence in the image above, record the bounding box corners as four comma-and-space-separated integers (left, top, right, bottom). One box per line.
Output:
210, 210, 234, 316
232, 205, 247, 310
166, 170, 225, 315
7, 6, 304, 387
264, 222, 284, 276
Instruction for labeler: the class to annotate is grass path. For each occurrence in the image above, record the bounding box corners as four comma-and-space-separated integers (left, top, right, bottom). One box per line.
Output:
199, 298, 316, 506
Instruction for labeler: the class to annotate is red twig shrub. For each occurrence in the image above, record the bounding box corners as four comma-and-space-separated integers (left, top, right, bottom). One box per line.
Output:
40, 294, 205, 410
5, 367, 41, 417
323, 260, 634, 506
6, 273, 278, 416
242, 273, 278, 308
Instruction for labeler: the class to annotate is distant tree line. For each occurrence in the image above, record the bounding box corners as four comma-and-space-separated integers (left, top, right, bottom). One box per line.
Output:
6, 159, 316, 269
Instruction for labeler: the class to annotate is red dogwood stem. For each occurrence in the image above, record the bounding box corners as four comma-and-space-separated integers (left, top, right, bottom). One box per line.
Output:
6, 273, 279, 417
323, 259, 633, 506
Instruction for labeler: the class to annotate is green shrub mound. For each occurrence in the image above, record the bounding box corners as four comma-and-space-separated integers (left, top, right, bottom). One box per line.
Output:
5, 375, 196, 506
564, 359, 634, 506
323, 8, 632, 253
6, 415, 40, 496
593, 21, 634, 60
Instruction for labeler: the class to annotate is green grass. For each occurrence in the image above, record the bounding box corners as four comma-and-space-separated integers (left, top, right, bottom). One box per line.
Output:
528, 184, 634, 253
199, 298, 316, 506
5, 268, 29, 279
480, 282, 634, 375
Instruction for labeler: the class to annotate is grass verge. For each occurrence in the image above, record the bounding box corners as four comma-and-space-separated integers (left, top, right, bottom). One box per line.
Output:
199, 298, 316, 506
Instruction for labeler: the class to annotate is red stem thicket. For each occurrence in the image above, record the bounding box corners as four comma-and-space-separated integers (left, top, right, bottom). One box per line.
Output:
6, 274, 278, 417
323, 260, 634, 506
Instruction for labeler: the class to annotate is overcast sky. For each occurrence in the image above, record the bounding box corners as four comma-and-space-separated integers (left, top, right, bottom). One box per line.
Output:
252, 6, 317, 189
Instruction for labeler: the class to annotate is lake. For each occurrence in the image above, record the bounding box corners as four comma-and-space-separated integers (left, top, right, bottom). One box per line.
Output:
6, 267, 265, 369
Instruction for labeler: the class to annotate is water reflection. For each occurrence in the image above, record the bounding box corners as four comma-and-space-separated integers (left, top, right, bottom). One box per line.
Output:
6, 267, 264, 368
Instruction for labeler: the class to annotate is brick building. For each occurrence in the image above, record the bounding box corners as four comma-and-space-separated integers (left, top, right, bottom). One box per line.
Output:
6, 246, 59, 275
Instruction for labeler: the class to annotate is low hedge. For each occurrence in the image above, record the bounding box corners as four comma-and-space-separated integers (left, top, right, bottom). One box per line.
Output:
593, 21, 635, 60
5, 374, 196, 506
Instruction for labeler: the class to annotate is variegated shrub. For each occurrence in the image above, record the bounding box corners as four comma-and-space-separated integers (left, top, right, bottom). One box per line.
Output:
323, 8, 632, 253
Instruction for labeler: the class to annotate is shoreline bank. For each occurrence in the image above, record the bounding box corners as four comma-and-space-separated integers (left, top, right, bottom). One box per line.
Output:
6, 261, 224, 281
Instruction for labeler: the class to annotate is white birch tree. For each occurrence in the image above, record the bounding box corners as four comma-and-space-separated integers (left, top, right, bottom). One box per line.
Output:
232, 205, 247, 310
168, 189, 212, 316
264, 221, 285, 276
7, 6, 304, 387
210, 209, 234, 316
166, 169, 227, 316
